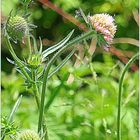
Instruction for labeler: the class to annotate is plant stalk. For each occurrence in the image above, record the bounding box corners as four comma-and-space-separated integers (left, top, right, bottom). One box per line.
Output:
5, 37, 32, 82
27, 34, 32, 55
31, 69, 49, 140
38, 30, 96, 135
31, 69, 40, 108
117, 53, 139, 140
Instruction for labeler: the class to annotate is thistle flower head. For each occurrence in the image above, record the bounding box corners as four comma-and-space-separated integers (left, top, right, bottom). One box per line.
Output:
89, 13, 117, 43
17, 130, 40, 140
6, 15, 29, 42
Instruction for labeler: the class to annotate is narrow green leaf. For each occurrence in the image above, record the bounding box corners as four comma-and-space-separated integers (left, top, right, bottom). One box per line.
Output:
42, 30, 74, 59
45, 83, 62, 112
7, 58, 31, 81
79, 8, 89, 24
39, 37, 43, 54
48, 49, 76, 79
6, 58, 15, 65
8, 95, 22, 122
30, 34, 38, 53
16, 68, 27, 79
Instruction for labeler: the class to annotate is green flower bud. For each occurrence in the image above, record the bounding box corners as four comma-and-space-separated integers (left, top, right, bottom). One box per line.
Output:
17, 130, 40, 140
28, 54, 42, 68
6, 16, 28, 41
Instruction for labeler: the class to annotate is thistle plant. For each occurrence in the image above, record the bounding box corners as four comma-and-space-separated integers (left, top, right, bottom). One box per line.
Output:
3, 6, 118, 140
67, 10, 117, 83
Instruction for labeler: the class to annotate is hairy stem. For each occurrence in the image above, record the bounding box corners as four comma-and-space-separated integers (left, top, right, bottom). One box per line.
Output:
38, 30, 96, 135
117, 53, 139, 140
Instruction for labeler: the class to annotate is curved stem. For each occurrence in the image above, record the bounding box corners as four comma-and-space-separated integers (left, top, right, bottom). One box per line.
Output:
117, 53, 139, 140
38, 30, 96, 135
5, 36, 32, 82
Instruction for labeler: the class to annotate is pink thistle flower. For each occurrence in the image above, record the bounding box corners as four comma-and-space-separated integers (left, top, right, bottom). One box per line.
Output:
89, 13, 117, 43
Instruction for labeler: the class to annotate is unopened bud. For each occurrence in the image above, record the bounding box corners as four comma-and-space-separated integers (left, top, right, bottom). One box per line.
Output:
6, 16, 28, 41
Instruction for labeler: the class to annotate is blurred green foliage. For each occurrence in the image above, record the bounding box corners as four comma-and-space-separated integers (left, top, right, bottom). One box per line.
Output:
2, 0, 139, 140
2, 54, 138, 139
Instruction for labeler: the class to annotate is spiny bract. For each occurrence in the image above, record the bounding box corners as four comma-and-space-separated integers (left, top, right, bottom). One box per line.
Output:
17, 130, 40, 140
6, 15, 28, 41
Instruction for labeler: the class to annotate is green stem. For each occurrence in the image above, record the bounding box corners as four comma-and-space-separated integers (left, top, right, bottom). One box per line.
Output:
31, 69, 49, 140
42, 122, 49, 140
5, 36, 32, 82
117, 53, 139, 140
27, 34, 32, 55
38, 30, 96, 135
31, 69, 40, 108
